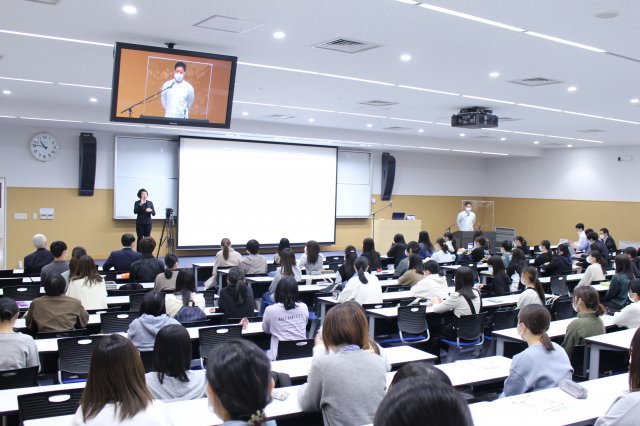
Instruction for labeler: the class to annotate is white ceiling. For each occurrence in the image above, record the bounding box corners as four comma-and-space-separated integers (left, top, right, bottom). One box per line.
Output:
0, 0, 639, 157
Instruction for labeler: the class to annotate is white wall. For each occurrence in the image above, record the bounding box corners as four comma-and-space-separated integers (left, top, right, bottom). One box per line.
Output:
486, 146, 640, 202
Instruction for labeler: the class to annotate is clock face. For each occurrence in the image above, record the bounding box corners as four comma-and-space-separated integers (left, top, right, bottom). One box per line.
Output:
30, 132, 59, 162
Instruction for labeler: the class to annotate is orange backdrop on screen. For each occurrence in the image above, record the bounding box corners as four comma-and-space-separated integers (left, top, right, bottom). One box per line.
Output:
115, 49, 232, 124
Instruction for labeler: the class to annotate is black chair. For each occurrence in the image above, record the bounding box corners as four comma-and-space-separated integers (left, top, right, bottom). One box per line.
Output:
202, 290, 217, 308
199, 324, 243, 363
548, 295, 576, 320
129, 293, 146, 312
227, 316, 263, 324
441, 312, 488, 363
489, 308, 519, 331
397, 305, 430, 344
2, 285, 41, 300
325, 255, 344, 263
276, 339, 314, 360
327, 262, 341, 272
18, 388, 84, 422
0, 277, 24, 288
0, 269, 21, 278
570, 345, 588, 379
271, 371, 292, 388
100, 311, 140, 333
36, 328, 90, 339
267, 264, 279, 273
140, 350, 154, 373
0, 366, 39, 390
550, 276, 570, 296
57, 335, 106, 383
107, 287, 148, 296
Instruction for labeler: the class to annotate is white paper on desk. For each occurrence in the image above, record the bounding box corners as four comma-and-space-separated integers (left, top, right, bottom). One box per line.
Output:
512, 394, 568, 412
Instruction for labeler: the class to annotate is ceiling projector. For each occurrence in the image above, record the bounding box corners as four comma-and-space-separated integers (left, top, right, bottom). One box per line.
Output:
451, 107, 499, 129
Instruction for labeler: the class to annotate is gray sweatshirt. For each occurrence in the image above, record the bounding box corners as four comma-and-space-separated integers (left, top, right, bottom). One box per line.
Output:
297, 350, 387, 426
596, 391, 640, 426
127, 314, 180, 351
145, 370, 207, 401
240, 254, 268, 275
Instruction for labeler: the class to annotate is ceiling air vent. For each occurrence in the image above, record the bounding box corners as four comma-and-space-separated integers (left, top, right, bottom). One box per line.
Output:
194, 15, 264, 33
577, 129, 606, 133
383, 126, 411, 131
472, 135, 493, 139
313, 38, 381, 54
541, 142, 565, 147
358, 100, 398, 107
23, 0, 60, 4
263, 114, 296, 120
508, 77, 563, 87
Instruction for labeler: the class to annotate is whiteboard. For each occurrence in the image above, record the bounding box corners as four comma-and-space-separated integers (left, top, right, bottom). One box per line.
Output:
114, 137, 178, 219
336, 151, 371, 218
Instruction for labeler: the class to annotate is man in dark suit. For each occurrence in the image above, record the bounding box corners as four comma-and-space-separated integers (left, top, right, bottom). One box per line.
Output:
23, 233, 54, 275
102, 233, 142, 272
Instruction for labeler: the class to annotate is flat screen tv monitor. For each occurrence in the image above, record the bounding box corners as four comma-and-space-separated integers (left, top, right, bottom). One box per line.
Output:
110, 42, 237, 129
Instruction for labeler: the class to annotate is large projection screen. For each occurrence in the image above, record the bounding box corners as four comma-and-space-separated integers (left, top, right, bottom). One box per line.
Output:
178, 137, 338, 249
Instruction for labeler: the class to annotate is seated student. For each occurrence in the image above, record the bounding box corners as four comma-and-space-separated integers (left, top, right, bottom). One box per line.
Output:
145, 324, 207, 401
298, 302, 387, 426
23, 233, 54, 275
573, 222, 589, 253
418, 230, 435, 260
502, 305, 573, 397
623, 247, 640, 278
411, 260, 449, 300
374, 378, 473, 426
40, 240, 69, 282
388, 361, 451, 389
500, 240, 513, 267
217, 267, 255, 322
576, 250, 607, 288
507, 248, 529, 291
432, 266, 481, 318
338, 256, 383, 305
0, 298, 40, 371
240, 239, 267, 275
533, 240, 553, 267
362, 237, 382, 270
595, 328, 640, 425
205, 339, 274, 426
272, 237, 290, 265
599, 228, 618, 255
102, 233, 142, 272
386, 234, 407, 268
25, 274, 89, 332
72, 334, 171, 425
515, 236, 529, 257
127, 291, 180, 351
262, 276, 309, 360
335, 245, 357, 286
443, 231, 458, 256
483, 255, 511, 296
393, 241, 419, 278
431, 238, 454, 263
153, 253, 180, 291
66, 255, 107, 311
62, 246, 87, 285
540, 243, 573, 277
398, 254, 425, 286
604, 255, 635, 311
154, 254, 179, 292
206, 238, 243, 289
469, 236, 488, 263
516, 267, 546, 309
130, 237, 165, 283
587, 231, 609, 257
297, 240, 325, 274
165, 269, 205, 318
612, 279, 640, 329
561, 286, 606, 358
262, 248, 301, 310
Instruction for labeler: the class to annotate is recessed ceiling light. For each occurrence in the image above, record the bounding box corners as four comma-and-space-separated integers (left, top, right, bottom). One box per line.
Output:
533, 140, 540, 144
500, 137, 506, 141
567, 86, 577, 92
459, 133, 465, 137
2, 89, 10, 95
273, 31, 286, 39
241, 111, 249, 116
400, 54, 412, 62
308, 118, 315, 122
567, 144, 573, 148
418, 129, 424, 133
489, 71, 500, 78
631, 98, 640, 104
122, 5, 137, 15
89, 97, 97, 103
366, 123, 373, 128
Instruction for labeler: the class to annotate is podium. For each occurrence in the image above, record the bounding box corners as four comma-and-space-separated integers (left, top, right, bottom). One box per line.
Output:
454, 231, 496, 251
373, 220, 422, 251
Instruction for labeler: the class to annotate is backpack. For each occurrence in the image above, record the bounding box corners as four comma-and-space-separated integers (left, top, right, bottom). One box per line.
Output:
175, 300, 207, 323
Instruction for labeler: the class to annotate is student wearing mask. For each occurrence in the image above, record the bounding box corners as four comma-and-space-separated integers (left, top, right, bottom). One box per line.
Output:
612, 279, 640, 329
587, 232, 609, 257
576, 250, 607, 288
516, 267, 546, 309
533, 240, 553, 267
599, 228, 618, 254
240, 239, 267, 275
0, 298, 40, 371
386, 234, 407, 268
411, 260, 449, 300
561, 286, 606, 358
541, 243, 572, 277
484, 255, 511, 296
604, 255, 634, 311
362, 238, 382, 270
594, 328, 640, 425
430, 238, 454, 263
573, 222, 589, 252
297, 240, 325, 274
463, 236, 488, 263
338, 256, 383, 305
456, 201, 476, 232
623, 247, 640, 278
393, 241, 419, 278
398, 254, 425, 286
417, 231, 435, 260
502, 305, 573, 397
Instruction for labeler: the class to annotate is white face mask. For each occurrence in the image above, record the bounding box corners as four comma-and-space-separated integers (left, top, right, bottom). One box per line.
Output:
572, 302, 578, 312
630, 293, 636, 303
539, 246, 543, 252
517, 323, 525, 340
465, 207, 472, 212
174, 72, 184, 82
599, 234, 605, 240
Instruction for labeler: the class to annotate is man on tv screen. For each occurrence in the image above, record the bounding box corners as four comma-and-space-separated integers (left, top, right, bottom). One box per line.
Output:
161, 61, 194, 119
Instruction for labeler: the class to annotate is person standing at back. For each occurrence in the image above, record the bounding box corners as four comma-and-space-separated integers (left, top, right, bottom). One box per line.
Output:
102, 233, 142, 272
133, 189, 155, 251
23, 233, 54, 275
456, 202, 476, 232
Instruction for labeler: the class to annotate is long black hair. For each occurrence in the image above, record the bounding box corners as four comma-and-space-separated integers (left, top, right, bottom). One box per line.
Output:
274, 276, 300, 310
227, 266, 248, 305
454, 266, 476, 299
175, 269, 196, 307
589, 250, 608, 274
355, 256, 370, 284
444, 232, 457, 254
305, 240, 320, 265
163, 254, 179, 280
153, 324, 191, 384
407, 254, 424, 274
343, 245, 358, 278
139, 291, 166, 316
521, 267, 545, 304
418, 231, 434, 252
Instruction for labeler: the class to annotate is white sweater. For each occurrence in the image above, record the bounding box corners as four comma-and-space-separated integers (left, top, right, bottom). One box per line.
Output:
612, 302, 640, 329
516, 288, 544, 309
411, 274, 449, 299
576, 263, 606, 288
337, 272, 383, 305
72, 400, 172, 426
66, 277, 107, 311
430, 250, 454, 264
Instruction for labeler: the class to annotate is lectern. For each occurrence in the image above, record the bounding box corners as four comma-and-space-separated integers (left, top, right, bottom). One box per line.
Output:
373, 220, 422, 251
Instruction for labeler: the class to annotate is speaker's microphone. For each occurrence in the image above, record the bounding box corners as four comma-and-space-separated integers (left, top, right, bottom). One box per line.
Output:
169, 81, 175, 89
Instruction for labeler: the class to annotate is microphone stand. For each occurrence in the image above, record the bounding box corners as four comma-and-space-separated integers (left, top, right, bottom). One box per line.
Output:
444, 222, 458, 232
121, 83, 174, 118
371, 201, 393, 243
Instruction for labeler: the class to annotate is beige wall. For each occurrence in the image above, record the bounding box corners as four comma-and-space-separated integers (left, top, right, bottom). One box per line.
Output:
6, 188, 636, 268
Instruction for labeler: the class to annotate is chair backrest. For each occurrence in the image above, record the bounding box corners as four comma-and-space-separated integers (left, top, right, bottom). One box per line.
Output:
327, 262, 341, 272
550, 295, 576, 320
490, 309, 519, 331
100, 311, 140, 333
36, 329, 90, 339
276, 339, 314, 360
0, 269, 21, 278
107, 287, 148, 296
457, 312, 487, 341
570, 345, 587, 378
2, 285, 41, 300
397, 305, 428, 335
362, 302, 396, 310
202, 290, 216, 307
0, 277, 24, 288
227, 316, 263, 324
57, 335, 106, 376
129, 293, 146, 312
18, 388, 84, 421
198, 325, 243, 360
0, 366, 39, 390
325, 255, 345, 263
550, 276, 570, 296
267, 264, 279, 273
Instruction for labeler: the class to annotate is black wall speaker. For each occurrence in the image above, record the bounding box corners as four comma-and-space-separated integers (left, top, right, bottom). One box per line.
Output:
79, 132, 97, 196
381, 152, 396, 201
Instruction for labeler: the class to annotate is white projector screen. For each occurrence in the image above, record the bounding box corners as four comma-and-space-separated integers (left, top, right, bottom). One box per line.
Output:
178, 137, 337, 249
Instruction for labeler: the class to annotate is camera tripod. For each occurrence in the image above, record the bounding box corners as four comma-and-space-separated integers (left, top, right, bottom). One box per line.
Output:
157, 210, 176, 257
